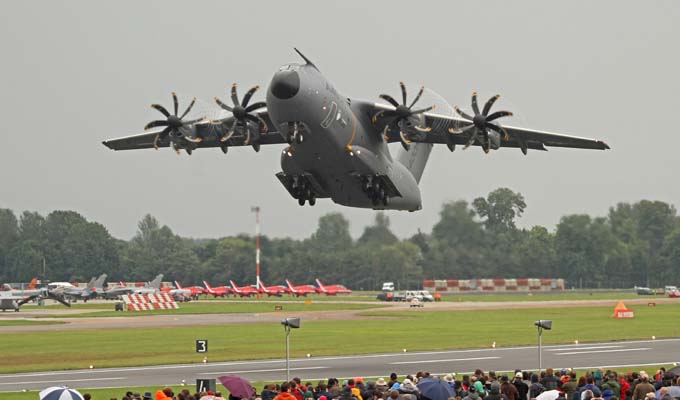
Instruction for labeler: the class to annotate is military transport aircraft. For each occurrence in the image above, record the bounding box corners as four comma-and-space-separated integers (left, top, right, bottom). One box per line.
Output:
103, 49, 609, 211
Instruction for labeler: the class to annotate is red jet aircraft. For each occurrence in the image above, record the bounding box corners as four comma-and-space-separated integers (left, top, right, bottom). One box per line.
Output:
285, 280, 316, 297
230, 280, 258, 297
203, 281, 232, 298
315, 279, 352, 295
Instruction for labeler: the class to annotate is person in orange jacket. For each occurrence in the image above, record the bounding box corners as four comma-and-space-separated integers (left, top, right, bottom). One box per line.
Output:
275, 383, 299, 400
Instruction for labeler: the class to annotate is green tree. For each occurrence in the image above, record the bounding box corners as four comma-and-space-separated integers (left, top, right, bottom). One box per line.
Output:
472, 188, 526, 231
0, 209, 19, 280
310, 213, 352, 253
358, 212, 398, 247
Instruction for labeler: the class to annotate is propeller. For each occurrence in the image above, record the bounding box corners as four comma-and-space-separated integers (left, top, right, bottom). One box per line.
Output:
372, 82, 435, 151
452, 92, 514, 154
215, 83, 268, 151
144, 92, 205, 152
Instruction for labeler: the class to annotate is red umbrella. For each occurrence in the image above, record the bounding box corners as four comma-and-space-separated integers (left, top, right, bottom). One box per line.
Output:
218, 375, 255, 399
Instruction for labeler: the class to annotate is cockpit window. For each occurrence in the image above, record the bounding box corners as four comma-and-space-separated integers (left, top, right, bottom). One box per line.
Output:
321, 102, 337, 128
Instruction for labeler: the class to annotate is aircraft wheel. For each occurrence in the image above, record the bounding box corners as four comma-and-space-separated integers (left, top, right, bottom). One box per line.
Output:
382, 196, 389, 206
298, 198, 306, 206
378, 188, 385, 200
309, 196, 316, 206
295, 131, 304, 144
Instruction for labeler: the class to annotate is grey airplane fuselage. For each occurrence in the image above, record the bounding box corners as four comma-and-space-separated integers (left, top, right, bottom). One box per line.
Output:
266, 63, 423, 211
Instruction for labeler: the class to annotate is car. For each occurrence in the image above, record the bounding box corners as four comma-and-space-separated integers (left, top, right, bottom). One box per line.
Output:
417, 290, 435, 302
635, 286, 654, 295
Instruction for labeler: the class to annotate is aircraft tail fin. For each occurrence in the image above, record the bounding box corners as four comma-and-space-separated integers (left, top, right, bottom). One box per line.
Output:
148, 274, 163, 289
93, 274, 107, 289
315, 279, 326, 292
285, 280, 295, 291
86, 276, 97, 289
202, 281, 213, 291
28, 278, 38, 290
229, 280, 239, 291
174, 281, 183, 289
397, 143, 433, 184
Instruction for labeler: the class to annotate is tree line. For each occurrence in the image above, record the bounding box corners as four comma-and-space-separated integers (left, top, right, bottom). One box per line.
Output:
0, 188, 678, 289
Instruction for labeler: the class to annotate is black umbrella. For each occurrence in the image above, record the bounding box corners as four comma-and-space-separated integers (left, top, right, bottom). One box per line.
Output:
417, 378, 454, 400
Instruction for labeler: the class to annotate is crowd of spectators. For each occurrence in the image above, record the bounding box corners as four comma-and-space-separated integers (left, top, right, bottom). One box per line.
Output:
94, 367, 680, 400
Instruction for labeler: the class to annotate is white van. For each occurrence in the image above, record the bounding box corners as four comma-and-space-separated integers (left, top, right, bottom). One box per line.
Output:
381, 282, 395, 292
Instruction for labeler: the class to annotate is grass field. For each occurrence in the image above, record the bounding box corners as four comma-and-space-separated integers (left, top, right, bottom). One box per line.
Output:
439, 291, 650, 302
0, 320, 65, 326
28, 301, 383, 318
2, 302, 679, 374
2, 363, 676, 400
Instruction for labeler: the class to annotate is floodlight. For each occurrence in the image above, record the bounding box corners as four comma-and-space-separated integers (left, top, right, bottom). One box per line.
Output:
281, 317, 300, 329
534, 320, 552, 330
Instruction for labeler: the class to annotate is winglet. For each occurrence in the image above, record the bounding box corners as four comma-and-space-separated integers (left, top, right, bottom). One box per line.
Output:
294, 48, 318, 70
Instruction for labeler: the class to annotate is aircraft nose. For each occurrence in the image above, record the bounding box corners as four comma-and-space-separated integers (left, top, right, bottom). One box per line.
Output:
270, 70, 300, 100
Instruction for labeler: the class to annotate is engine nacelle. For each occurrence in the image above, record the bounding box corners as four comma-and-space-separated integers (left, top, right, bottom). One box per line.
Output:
489, 131, 501, 150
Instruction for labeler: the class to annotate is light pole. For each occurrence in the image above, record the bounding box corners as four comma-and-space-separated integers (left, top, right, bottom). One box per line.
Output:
281, 317, 300, 381
534, 320, 552, 372
251, 207, 261, 289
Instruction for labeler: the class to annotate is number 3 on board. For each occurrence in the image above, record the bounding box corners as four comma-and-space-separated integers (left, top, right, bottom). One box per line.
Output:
196, 339, 208, 353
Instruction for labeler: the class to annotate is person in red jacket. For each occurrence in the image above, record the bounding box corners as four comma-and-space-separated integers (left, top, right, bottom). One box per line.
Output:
276, 383, 299, 400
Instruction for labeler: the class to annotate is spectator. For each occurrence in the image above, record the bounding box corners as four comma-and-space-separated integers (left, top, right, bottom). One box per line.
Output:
398, 378, 420, 400
315, 382, 331, 400
512, 372, 529, 400
529, 374, 544, 399
262, 384, 279, 400
658, 387, 672, 400
275, 383, 297, 400
500, 376, 518, 400
602, 373, 621, 399
632, 376, 655, 400
562, 372, 578, 400
542, 368, 563, 391
485, 382, 506, 400
463, 387, 480, 400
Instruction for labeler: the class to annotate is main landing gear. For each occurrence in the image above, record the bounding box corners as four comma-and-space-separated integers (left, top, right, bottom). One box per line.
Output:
362, 176, 389, 206
293, 177, 316, 206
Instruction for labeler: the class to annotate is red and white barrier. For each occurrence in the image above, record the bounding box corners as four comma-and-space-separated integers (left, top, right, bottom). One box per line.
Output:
122, 293, 179, 311
423, 278, 565, 293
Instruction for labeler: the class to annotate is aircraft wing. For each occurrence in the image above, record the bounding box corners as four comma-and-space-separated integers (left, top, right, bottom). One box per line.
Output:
102, 112, 286, 152
366, 102, 610, 153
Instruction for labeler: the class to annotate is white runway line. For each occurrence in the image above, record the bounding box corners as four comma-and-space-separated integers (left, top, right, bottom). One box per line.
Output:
391, 356, 500, 365
555, 348, 651, 356
548, 345, 623, 351
198, 366, 328, 375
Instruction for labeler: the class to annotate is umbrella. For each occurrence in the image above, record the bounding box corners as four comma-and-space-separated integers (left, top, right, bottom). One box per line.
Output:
218, 375, 255, 399
656, 387, 680, 399
668, 366, 680, 376
417, 377, 454, 400
39, 386, 84, 400
536, 390, 561, 400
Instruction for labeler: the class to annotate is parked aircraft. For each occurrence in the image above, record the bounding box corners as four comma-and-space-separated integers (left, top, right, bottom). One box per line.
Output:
203, 281, 231, 298
60, 274, 107, 301
1, 280, 71, 311
103, 49, 609, 211
129, 274, 164, 295
256, 277, 286, 297
229, 280, 258, 297
285, 279, 316, 297
173, 281, 206, 299
0, 291, 40, 312
315, 279, 352, 295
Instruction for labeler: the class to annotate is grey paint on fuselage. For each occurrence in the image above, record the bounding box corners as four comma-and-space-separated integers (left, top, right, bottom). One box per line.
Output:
266, 62, 424, 211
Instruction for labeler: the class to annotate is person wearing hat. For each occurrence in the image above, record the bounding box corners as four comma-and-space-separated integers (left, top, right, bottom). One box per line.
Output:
512, 372, 529, 400
376, 378, 389, 393
398, 379, 419, 400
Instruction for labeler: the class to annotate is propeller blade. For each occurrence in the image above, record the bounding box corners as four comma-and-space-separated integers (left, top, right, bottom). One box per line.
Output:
449, 124, 476, 134
414, 125, 432, 132
215, 97, 233, 112
244, 101, 267, 113
409, 86, 425, 109
151, 104, 171, 118
172, 92, 179, 116
179, 97, 197, 119
454, 106, 474, 121
410, 105, 435, 114
471, 92, 480, 115
464, 129, 479, 149
244, 127, 251, 145
399, 130, 411, 151
255, 114, 269, 133
231, 83, 239, 107
371, 109, 397, 124
487, 110, 513, 121
241, 85, 260, 107
220, 120, 237, 142
482, 94, 500, 116
379, 94, 400, 108
399, 81, 407, 106
144, 120, 169, 130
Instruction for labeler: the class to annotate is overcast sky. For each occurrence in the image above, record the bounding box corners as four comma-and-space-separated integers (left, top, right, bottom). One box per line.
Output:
1, 1, 678, 241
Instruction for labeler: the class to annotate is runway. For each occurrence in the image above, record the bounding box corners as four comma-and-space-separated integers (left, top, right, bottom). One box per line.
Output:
1, 338, 679, 392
